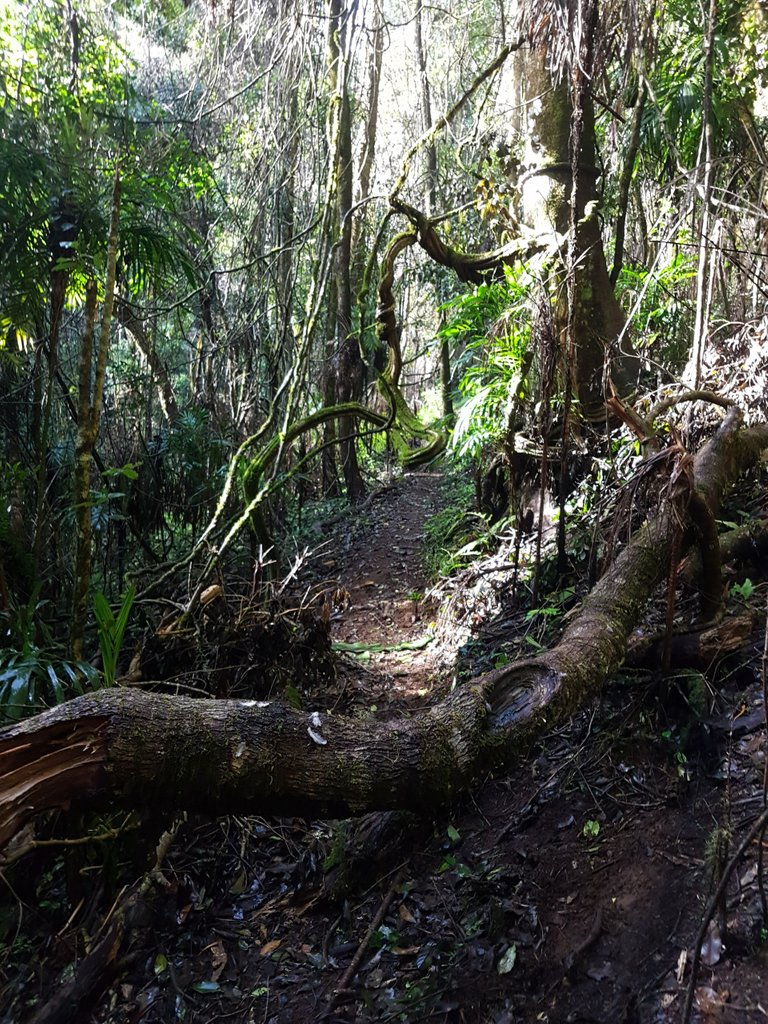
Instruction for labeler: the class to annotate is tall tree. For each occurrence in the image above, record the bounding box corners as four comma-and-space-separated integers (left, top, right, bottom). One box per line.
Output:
70, 172, 121, 660
330, 0, 367, 501
512, 6, 637, 418
413, 0, 454, 421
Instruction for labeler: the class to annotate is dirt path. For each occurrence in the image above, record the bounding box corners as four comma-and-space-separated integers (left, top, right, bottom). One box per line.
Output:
8, 473, 768, 1024
292, 473, 768, 1024
317, 470, 448, 701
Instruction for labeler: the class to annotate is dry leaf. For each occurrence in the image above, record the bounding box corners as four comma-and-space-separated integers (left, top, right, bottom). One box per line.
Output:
587, 962, 614, 982
676, 948, 688, 983
210, 939, 227, 981
695, 984, 729, 1016
398, 903, 416, 924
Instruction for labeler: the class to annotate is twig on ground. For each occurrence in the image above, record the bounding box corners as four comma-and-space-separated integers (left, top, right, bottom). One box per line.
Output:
326, 867, 405, 1010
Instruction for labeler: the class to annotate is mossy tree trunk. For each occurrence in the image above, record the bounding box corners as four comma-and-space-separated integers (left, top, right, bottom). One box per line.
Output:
329, 0, 367, 502
2, 413, 766, 860
516, 48, 636, 416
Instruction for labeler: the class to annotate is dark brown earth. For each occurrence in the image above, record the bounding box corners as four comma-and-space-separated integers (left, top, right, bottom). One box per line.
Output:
3, 471, 768, 1024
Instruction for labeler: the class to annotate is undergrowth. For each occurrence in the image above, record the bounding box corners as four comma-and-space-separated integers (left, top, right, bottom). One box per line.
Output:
422, 475, 480, 579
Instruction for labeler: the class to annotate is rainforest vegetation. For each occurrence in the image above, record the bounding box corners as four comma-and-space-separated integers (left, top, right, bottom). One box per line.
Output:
1, 0, 768, 1020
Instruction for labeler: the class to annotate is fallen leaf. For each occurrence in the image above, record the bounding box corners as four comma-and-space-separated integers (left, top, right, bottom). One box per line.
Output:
497, 944, 517, 974
676, 949, 688, 983
695, 984, 729, 1015
209, 939, 227, 981
587, 962, 614, 982
398, 903, 416, 924
192, 980, 220, 994
229, 871, 247, 894
367, 967, 384, 988
740, 863, 757, 886
260, 938, 282, 956
200, 585, 223, 606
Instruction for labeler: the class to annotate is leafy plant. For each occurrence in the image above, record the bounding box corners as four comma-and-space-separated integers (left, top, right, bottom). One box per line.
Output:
581, 819, 601, 840
0, 588, 97, 721
423, 478, 482, 578
525, 588, 575, 622
0, 651, 96, 722
442, 264, 533, 460
93, 585, 136, 686
730, 578, 754, 601
616, 254, 697, 372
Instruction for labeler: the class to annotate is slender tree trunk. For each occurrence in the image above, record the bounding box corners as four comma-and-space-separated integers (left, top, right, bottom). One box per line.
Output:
351, 6, 382, 292
329, 0, 366, 501
610, 83, 647, 286
351, 6, 383, 381
276, 64, 299, 400
688, 0, 718, 387
321, 302, 341, 497
31, 268, 67, 583
115, 298, 178, 423
413, 0, 453, 421
71, 171, 121, 661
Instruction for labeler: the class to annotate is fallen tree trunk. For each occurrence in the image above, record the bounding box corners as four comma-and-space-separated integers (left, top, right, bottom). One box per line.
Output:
625, 611, 754, 672
1, 411, 766, 858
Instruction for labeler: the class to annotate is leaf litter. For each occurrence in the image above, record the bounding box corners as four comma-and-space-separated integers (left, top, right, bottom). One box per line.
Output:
4, 471, 768, 1023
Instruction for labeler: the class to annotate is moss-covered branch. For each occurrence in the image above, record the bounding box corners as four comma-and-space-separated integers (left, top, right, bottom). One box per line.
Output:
2, 414, 766, 858
390, 197, 547, 285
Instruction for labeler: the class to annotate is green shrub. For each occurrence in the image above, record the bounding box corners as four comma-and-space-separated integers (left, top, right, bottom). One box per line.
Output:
442, 264, 532, 460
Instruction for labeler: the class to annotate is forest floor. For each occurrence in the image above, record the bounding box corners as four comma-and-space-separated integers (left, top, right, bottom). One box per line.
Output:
4, 471, 768, 1024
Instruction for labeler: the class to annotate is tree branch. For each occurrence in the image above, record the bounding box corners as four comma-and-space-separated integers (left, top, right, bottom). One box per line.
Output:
2, 414, 767, 857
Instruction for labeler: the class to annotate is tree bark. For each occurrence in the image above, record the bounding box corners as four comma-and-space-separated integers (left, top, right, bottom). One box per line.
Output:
413, 0, 454, 422
329, 0, 367, 502
2, 413, 767, 859
516, 48, 637, 415
688, 0, 719, 387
